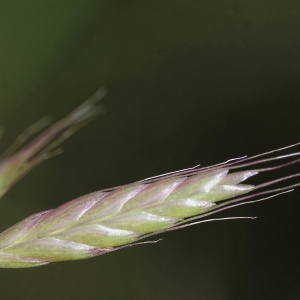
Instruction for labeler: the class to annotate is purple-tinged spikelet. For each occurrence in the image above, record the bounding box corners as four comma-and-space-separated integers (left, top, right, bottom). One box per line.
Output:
0, 142, 299, 268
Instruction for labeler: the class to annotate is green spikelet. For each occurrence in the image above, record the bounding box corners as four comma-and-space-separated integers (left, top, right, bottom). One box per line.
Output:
0, 149, 299, 268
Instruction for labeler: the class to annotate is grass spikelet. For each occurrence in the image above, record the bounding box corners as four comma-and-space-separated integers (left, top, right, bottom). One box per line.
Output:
0, 88, 107, 198
0, 143, 299, 268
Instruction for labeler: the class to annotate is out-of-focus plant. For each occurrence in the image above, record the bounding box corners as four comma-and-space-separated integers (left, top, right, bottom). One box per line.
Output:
0, 88, 106, 199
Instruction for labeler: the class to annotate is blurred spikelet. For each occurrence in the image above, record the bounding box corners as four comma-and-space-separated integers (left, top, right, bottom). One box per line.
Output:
0, 88, 106, 198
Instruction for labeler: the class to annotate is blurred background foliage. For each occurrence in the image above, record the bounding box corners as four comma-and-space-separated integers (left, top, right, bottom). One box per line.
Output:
0, 1, 299, 299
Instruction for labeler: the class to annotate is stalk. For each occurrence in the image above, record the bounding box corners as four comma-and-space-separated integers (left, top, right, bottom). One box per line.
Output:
0, 143, 299, 268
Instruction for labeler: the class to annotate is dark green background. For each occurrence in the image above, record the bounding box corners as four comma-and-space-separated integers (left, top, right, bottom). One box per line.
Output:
0, 1, 299, 299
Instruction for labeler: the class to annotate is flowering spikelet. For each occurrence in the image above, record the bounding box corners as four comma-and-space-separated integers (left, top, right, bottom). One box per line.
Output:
0, 142, 299, 267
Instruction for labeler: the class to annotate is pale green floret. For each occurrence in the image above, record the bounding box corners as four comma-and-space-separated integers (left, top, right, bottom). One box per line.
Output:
146, 199, 215, 219
55, 224, 140, 247
0, 252, 48, 268
102, 211, 178, 233
3, 237, 101, 262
